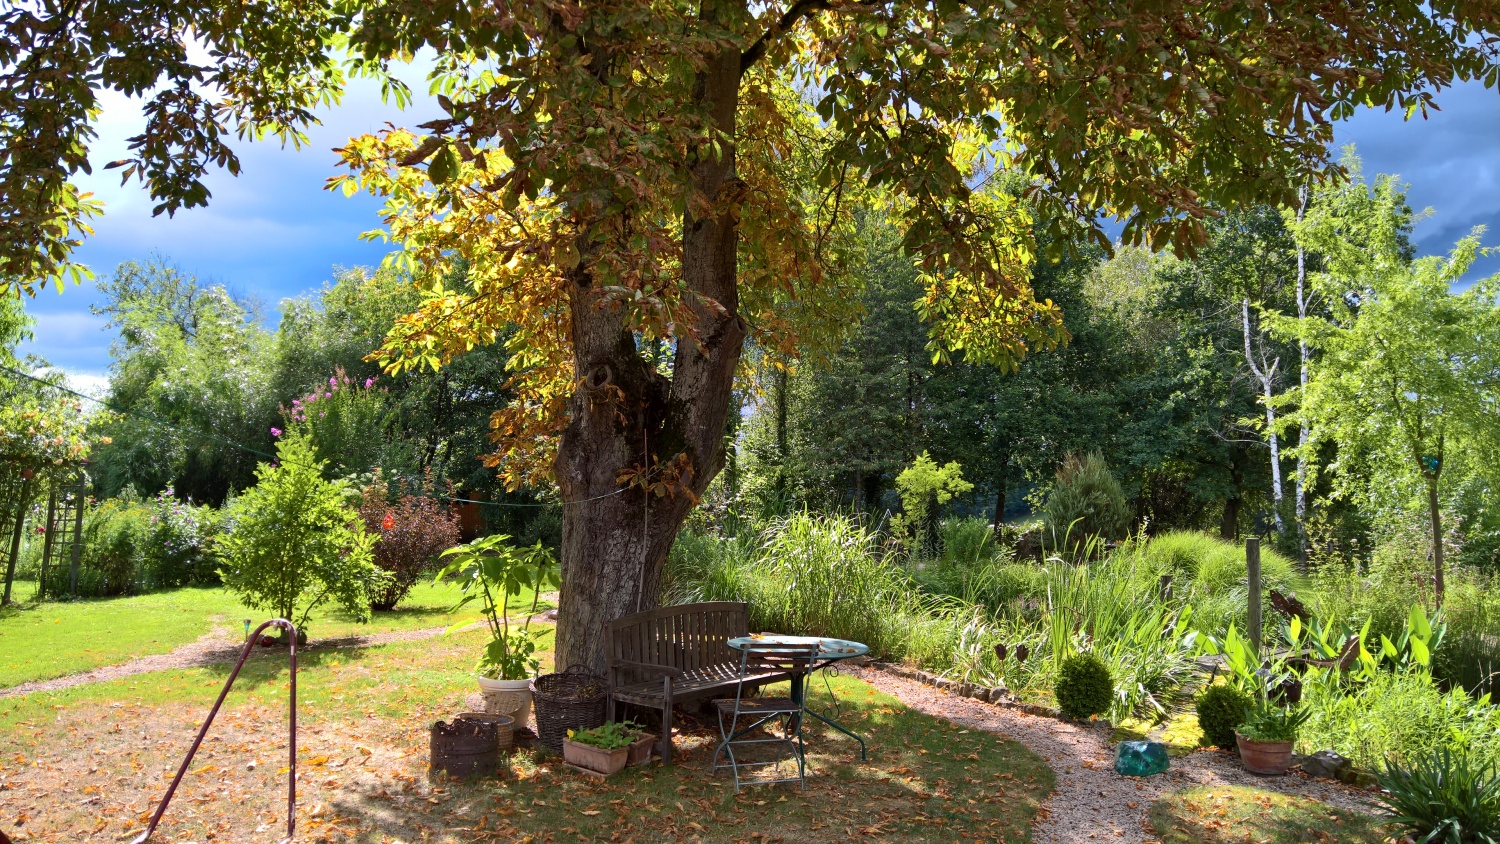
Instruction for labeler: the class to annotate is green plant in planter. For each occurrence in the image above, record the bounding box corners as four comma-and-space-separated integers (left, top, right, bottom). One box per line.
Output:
1196, 684, 1252, 750
1236, 698, 1310, 744
567, 720, 644, 751
436, 533, 561, 681
1055, 652, 1114, 721
1377, 747, 1500, 844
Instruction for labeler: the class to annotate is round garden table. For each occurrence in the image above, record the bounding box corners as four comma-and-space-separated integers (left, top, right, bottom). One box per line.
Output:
726, 634, 869, 760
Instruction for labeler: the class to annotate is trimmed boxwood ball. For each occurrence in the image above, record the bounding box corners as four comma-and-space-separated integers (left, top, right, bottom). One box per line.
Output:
1196, 684, 1252, 750
1055, 653, 1114, 721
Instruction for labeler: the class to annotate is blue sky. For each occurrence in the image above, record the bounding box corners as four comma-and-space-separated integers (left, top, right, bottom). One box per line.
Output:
19, 74, 1500, 383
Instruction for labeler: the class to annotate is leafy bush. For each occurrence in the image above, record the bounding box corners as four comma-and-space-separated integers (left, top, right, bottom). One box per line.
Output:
218, 430, 384, 638
140, 489, 222, 588
281, 367, 389, 478
1196, 684, 1252, 749
1299, 666, 1500, 772
41, 499, 149, 598
1043, 452, 1130, 549
940, 517, 1000, 568
1377, 748, 1500, 844
359, 470, 461, 610
1055, 652, 1113, 720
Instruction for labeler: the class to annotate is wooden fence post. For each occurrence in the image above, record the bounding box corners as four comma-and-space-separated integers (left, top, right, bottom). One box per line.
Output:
68, 473, 86, 597
38, 488, 58, 601
1246, 536, 1262, 655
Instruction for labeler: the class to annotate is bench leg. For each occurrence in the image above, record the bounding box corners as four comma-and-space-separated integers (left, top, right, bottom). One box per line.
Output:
660, 675, 674, 765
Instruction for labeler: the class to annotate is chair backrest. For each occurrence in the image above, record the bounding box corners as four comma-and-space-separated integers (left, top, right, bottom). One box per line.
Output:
736, 643, 818, 678
607, 601, 749, 672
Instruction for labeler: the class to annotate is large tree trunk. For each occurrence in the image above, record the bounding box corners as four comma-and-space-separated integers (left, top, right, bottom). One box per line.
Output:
552, 29, 746, 675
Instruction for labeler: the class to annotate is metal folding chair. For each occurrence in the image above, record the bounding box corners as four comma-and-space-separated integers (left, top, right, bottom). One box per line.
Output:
711, 643, 818, 791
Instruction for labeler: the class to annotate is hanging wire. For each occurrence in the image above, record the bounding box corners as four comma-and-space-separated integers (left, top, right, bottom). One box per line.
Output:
0, 362, 630, 509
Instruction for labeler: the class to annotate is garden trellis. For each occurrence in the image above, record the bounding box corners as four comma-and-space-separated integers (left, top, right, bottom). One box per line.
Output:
0, 457, 87, 603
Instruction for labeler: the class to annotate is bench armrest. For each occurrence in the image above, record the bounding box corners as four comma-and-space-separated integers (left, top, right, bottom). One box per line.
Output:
608, 660, 684, 678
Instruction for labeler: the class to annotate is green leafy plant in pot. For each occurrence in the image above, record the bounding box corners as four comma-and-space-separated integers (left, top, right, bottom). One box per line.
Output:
1235, 697, 1310, 775
563, 720, 645, 776
437, 534, 561, 727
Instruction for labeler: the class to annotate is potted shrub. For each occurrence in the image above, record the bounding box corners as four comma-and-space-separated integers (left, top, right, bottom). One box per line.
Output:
1235, 698, 1310, 775
437, 534, 561, 727
563, 721, 641, 777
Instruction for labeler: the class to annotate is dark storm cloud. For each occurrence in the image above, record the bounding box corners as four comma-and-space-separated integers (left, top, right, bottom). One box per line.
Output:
1333, 81, 1500, 284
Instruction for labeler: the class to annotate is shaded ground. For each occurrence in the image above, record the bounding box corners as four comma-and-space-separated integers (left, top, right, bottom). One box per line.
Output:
0, 629, 1053, 843
849, 666, 1383, 844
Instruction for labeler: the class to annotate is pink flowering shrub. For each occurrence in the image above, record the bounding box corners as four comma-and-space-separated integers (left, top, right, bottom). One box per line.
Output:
279, 366, 389, 478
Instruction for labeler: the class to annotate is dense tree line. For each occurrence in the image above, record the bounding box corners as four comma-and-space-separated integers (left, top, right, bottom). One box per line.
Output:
736, 160, 1500, 578
86, 258, 558, 544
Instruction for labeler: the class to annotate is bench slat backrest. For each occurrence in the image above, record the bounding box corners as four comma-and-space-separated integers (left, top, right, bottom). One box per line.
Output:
607, 601, 748, 673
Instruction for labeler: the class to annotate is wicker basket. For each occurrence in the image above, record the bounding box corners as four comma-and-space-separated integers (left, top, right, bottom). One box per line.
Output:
530, 664, 607, 754
456, 712, 516, 754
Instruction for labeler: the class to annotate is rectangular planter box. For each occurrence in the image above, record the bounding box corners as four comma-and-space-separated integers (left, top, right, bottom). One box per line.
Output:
563, 738, 629, 776
626, 733, 657, 767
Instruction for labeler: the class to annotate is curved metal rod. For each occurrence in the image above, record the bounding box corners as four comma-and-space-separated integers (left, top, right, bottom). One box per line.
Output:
132, 618, 298, 844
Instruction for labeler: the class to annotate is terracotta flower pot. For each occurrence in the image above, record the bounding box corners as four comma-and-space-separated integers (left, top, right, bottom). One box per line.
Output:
563, 738, 629, 776
1235, 732, 1294, 775
626, 733, 657, 767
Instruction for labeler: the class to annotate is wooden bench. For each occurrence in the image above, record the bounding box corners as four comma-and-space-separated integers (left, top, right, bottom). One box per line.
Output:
606, 601, 791, 764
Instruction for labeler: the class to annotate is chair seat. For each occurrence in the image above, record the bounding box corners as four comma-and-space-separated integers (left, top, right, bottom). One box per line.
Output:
713, 696, 800, 714
611, 663, 790, 706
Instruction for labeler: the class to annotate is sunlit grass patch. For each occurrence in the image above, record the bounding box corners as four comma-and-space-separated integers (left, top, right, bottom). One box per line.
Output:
1147, 785, 1386, 844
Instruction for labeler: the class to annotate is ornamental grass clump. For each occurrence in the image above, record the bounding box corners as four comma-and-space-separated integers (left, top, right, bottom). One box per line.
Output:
1377, 747, 1500, 844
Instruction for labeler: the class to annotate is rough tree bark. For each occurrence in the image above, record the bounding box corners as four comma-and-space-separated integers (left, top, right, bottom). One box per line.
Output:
552, 21, 747, 674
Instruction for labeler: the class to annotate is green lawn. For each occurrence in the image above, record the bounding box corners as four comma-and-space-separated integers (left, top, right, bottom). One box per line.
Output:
1148, 785, 1388, 844
0, 630, 1054, 843
0, 578, 548, 689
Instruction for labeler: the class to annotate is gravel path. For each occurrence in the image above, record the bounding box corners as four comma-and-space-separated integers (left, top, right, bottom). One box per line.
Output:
0, 623, 471, 699
849, 666, 1379, 843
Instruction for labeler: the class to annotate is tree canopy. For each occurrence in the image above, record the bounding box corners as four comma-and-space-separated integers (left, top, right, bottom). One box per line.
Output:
12, 0, 1500, 670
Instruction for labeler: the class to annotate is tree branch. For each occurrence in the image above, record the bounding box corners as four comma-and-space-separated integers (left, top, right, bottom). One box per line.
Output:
740, 0, 835, 76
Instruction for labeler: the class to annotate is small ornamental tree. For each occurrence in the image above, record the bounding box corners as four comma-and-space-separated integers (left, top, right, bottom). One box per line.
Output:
892, 452, 973, 560
218, 430, 383, 639
359, 469, 461, 611
1043, 452, 1131, 552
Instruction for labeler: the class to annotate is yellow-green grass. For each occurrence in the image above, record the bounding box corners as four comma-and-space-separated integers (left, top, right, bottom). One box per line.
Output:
0, 630, 1053, 843
1112, 709, 1205, 757
1148, 785, 1388, 844
0, 579, 549, 689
